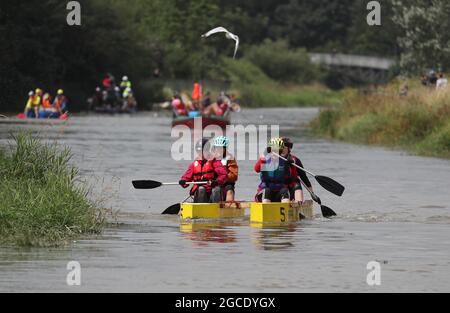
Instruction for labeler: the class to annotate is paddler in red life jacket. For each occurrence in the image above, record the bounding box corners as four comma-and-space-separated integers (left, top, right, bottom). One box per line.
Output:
202, 91, 231, 117
171, 92, 187, 117
281, 137, 313, 203
254, 138, 292, 203
179, 138, 227, 203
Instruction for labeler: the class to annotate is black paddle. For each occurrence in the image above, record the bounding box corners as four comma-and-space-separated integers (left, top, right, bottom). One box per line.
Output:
162, 203, 181, 215
298, 177, 336, 218
162, 195, 194, 215
132, 180, 207, 190
272, 152, 345, 197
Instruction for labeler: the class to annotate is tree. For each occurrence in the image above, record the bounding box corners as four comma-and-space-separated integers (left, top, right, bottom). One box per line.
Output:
392, 0, 450, 73
271, 0, 355, 51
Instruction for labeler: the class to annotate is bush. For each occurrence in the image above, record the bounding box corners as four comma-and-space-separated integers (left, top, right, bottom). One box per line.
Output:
311, 80, 450, 159
216, 57, 342, 107
337, 113, 387, 143
245, 39, 320, 84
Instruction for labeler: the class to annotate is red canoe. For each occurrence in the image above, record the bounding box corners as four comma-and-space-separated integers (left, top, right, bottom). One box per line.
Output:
172, 115, 230, 129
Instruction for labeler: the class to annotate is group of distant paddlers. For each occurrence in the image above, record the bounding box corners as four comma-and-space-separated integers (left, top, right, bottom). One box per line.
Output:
24, 88, 68, 119
87, 74, 137, 113
171, 83, 241, 118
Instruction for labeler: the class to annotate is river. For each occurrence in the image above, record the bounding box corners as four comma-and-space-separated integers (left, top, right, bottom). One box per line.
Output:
0, 108, 449, 292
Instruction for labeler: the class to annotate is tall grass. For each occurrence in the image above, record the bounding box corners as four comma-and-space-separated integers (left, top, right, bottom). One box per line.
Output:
217, 58, 343, 107
0, 133, 104, 246
311, 80, 450, 158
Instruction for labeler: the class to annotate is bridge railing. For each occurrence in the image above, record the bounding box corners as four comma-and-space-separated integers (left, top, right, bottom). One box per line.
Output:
309, 53, 396, 70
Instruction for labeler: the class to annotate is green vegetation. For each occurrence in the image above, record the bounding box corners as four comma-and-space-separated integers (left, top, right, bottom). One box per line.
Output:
213, 48, 342, 107
0, 133, 104, 246
392, 0, 450, 73
311, 81, 450, 158
1, 0, 402, 111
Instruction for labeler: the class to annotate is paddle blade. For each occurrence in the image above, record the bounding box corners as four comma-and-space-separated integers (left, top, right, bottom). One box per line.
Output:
316, 175, 345, 197
162, 203, 181, 215
320, 205, 337, 218
132, 180, 162, 189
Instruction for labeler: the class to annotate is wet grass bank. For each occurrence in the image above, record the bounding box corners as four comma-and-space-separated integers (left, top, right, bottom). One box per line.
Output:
0, 133, 104, 246
311, 81, 450, 159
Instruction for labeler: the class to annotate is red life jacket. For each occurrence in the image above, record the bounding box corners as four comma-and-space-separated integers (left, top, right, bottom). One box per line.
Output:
215, 103, 229, 116
172, 99, 187, 116
191, 159, 216, 193
287, 154, 301, 188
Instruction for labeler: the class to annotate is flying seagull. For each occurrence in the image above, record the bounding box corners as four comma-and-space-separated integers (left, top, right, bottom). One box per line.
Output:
201, 27, 239, 59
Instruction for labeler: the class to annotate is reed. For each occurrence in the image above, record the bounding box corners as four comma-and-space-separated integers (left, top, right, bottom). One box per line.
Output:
0, 133, 104, 246
311, 80, 450, 158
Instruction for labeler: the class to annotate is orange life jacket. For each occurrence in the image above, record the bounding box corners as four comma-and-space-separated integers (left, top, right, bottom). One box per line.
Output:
54, 95, 66, 111
191, 159, 215, 193
192, 83, 202, 101
42, 97, 52, 109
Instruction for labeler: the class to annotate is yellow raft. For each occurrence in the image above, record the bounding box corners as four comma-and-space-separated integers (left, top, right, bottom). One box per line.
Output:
179, 200, 314, 223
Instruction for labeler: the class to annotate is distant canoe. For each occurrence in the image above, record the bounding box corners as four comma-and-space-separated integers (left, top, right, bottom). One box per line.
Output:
171, 115, 230, 129
0, 114, 69, 125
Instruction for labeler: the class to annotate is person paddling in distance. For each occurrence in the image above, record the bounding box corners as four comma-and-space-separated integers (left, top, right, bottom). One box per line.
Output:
254, 138, 292, 203
212, 136, 238, 202
179, 138, 227, 203
281, 137, 313, 203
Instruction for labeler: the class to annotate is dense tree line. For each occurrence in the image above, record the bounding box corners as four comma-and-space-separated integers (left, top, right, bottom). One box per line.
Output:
1, 0, 444, 111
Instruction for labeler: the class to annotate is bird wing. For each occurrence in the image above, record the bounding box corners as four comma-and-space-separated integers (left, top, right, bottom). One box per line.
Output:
202, 26, 239, 59
233, 35, 239, 59
201, 26, 229, 38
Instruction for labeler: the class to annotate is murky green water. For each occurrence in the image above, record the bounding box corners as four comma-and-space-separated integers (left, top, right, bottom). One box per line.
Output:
1, 108, 449, 292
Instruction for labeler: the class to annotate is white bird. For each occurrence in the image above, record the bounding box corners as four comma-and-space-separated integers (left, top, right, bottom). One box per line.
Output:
201, 26, 239, 59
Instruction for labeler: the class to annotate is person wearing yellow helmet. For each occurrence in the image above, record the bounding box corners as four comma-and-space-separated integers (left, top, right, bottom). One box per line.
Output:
254, 137, 292, 203
53, 89, 68, 113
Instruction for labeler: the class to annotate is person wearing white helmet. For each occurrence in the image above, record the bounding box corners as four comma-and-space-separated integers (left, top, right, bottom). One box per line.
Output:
24, 91, 36, 118
179, 138, 228, 203
120, 75, 132, 93
212, 136, 238, 202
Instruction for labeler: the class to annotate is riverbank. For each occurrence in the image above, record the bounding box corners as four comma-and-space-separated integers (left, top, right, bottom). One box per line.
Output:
311, 81, 450, 159
235, 83, 344, 108
0, 133, 104, 246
